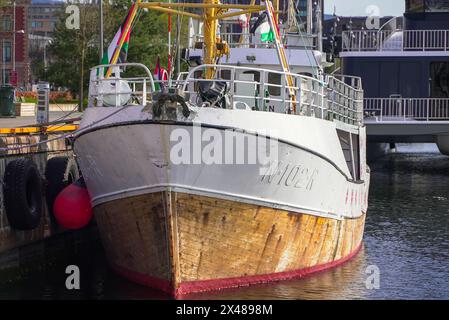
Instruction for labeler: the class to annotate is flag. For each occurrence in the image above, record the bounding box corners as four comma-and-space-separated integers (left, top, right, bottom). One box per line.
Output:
250, 12, 274, 42
100, 4, 138, 67
154, 56, 162, 91
258, 21, 274, 42
154, 56, 169, 91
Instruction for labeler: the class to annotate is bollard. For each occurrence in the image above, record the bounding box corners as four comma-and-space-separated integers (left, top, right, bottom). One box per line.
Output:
0, 85, 15, 117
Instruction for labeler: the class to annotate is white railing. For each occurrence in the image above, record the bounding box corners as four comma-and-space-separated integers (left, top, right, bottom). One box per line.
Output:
88, 63, 156, 107
364, 98, 449, 121
342, 29, 449, 52
326, 75, 364, 124
87, 63, 363, 126
181, 65, 363, 125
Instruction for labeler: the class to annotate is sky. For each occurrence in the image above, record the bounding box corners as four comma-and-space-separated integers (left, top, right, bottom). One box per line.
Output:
324, 0, 406, 17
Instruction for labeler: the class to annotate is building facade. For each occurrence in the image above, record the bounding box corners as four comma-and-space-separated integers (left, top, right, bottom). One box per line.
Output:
28, 0, 62, 38
0, 0, 31, 88
341, 0, 449, 99
1, 0, 63, 87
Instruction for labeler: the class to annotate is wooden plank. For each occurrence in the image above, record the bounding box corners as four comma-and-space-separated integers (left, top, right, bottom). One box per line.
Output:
0, 125, 78, 134
95, 191, 366, 292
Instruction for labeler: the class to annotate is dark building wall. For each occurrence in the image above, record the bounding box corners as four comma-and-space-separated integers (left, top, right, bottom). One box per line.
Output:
342, 56, 449, 98
405, 12, 449, 30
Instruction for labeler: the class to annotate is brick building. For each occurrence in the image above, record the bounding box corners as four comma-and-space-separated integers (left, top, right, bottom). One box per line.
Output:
0, 0, 31, 88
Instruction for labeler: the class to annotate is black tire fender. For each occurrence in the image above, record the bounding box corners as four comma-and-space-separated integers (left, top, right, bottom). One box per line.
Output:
3, 158, 43, 230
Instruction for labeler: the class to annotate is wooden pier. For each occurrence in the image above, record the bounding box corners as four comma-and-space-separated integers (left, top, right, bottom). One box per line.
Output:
0, 121, 78, 261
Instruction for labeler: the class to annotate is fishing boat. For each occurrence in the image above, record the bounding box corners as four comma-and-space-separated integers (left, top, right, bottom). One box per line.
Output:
72, 0, 370, 297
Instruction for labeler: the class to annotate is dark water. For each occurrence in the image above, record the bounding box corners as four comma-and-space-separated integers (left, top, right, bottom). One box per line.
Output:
1, 152, 449, 300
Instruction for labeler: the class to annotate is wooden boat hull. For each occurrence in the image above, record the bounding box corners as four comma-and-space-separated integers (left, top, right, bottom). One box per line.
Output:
74, 109, 370, 297
94, 190, 365, 297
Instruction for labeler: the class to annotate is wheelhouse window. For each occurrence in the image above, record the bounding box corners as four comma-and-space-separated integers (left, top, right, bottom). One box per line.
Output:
267, 72, 281, 96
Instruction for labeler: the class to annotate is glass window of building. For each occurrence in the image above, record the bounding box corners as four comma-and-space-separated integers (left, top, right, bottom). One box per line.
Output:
2, 41, 12, 63
2, 69, 10, 84
1, 15, 12, 32
407, 0, 449, 13
431, 62, 449, 98
426, 0, 449, 12
31, 21, 44, 29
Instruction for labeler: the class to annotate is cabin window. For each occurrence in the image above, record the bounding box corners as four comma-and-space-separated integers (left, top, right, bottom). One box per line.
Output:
337, 129, 361, 181
241, 70, 260, 94
351, 133, 361, 181
193, 70, 203, 92
267, 72, 281, 96
430, 62, 449, 98
242, 70, 260, 82
218, 69, 231, 80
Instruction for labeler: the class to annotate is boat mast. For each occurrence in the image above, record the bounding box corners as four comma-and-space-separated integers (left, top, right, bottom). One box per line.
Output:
203, 0, 219, 78
307, 0, 313, 34
273, 0, 278, 22
139, 1, 264, 79
316, 0, 323, 53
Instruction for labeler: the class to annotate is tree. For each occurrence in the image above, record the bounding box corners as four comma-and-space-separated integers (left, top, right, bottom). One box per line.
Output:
0, 0, 12, 7
44, 2, 101, 106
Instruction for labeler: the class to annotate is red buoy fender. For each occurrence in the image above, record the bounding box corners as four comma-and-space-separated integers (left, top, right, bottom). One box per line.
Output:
53, 177, 93, 230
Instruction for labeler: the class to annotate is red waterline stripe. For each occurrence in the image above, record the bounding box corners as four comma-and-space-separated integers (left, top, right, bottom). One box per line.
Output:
110, 243, 363, 298
177, 242, 363, 296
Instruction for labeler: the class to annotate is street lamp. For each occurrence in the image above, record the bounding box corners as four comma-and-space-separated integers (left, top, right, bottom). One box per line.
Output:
12, 1, 25, 87
44, 38, 53, 71
2, 39, 6, 85
13, 0, 16, 72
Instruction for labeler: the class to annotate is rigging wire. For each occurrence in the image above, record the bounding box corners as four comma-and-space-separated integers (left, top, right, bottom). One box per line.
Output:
288, 0, 321, 78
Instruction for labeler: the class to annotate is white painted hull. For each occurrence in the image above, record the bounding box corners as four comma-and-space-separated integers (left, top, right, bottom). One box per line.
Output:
74, 107, 369, 220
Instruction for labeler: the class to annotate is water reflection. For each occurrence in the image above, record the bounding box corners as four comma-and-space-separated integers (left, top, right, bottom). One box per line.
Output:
183, 246, 369, 300
1, 153, 449, 299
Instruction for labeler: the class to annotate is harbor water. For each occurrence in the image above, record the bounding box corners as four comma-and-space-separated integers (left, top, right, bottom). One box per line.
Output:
1, 148, 449, 300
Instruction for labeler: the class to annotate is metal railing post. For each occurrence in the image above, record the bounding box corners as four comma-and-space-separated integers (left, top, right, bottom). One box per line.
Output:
260, 70, 265, 111
444, 30, 447, 51
403, 99, 406, 121
427, 99, 430, 121
423, 31, 426, 51
142, 79, 147, 105
321, 82, 324, 119
230, 68, 235, 109
359, 32, 362, 51
281, 75, 286, 113
380, 99, 383, 122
